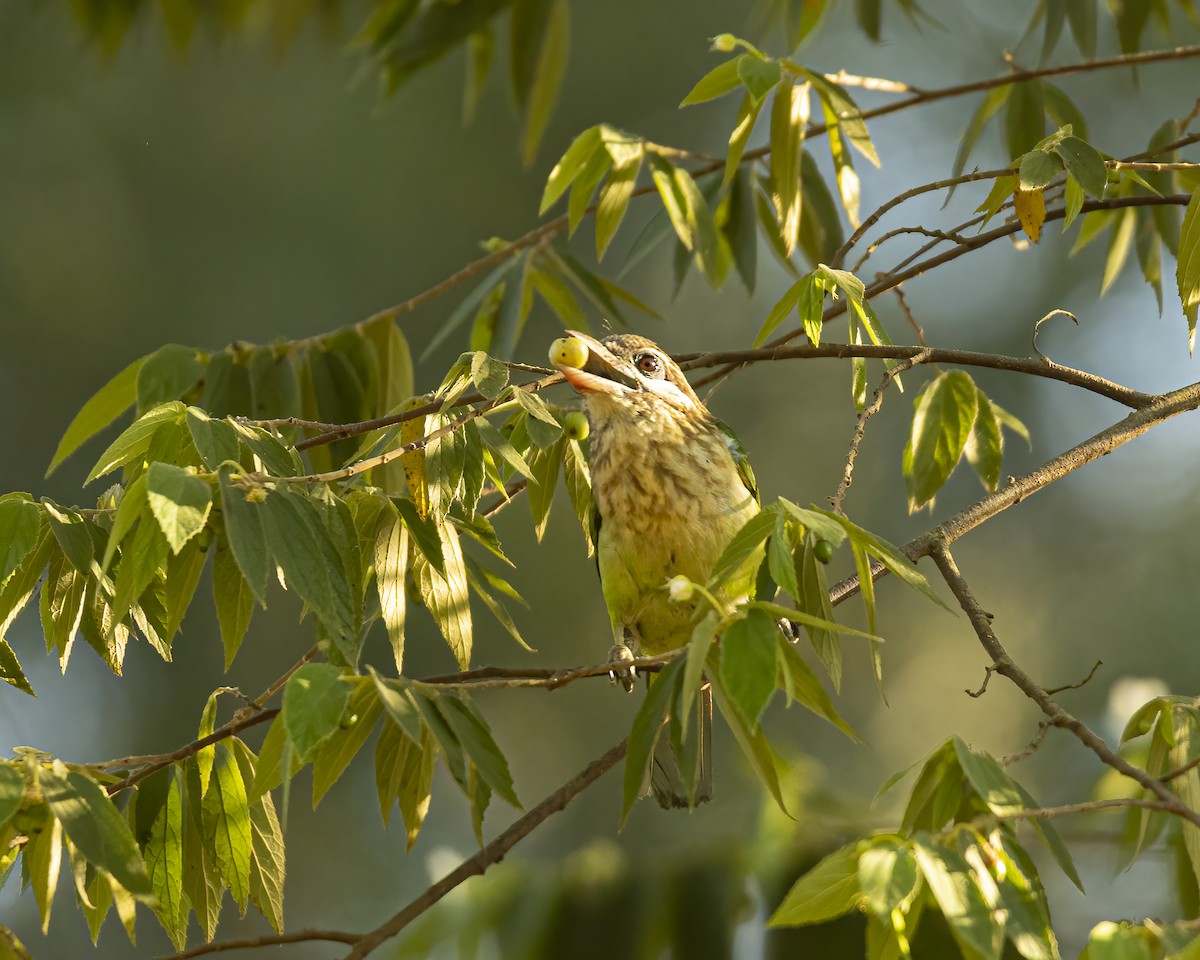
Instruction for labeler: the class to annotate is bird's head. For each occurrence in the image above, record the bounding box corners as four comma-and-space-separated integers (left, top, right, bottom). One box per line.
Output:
552, 331, 706, 430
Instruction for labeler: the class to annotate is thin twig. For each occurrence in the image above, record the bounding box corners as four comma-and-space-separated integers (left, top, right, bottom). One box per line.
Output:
341, 739, 629, 959
831, 351, 929, 514
1045, 659, 1103, 695
930, 542, 1200, 829
966, 664, 997, 699
417, 649, 677, 691
988, 796, 1183, 824
1001, 722, 1051, 767
160, 929, 359, 960
1161, 755, 1200, 785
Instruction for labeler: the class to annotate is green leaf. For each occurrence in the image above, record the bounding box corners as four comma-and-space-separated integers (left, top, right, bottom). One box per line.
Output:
708, 510, 775, 593
39, 761, 151, 897
212, 543, 254, 670
1052, 135, 1106, 198
375, 503, 409, 673
25, 807, 61, 933
648, 153, 724, 286
913, 837, 1002, 960
1065, 0, 1096, 57
595, 140, 644, 260
260, 488, 359, 662
540, 125, 602, 213
0, 497, 41, 587
719, 608, 779, 731
621, 657, 683, 826
200, 743, 252, 910
85, 401, 186, 485
726, 166, 759, 291
858, 839, 918, 916
0, 765, 24, 828
41, 501, 94, 574
712, 679, 789, 814
567, 142, 612, 235
952, 737, 1025, 816
438, 694, 521, 807
1177, 187, 1200, 353
217, 466, 271, 607
469, 352, 509, 400
755, 271, 819, 347
283, 663, 350, 760
312, 678, 383, 807
1101, 207, 1137, 296
0, 640, 33, 696
48, 354, 147, 476
1005, 80, 1046, 160
737, 54, 781, 101
769, 842, 860, 926
904, 371, 979, 511
680, 56, 741, 106
369, 672, 427, 744
142, 766, 186, 949
964, 389, 1003, 492
413, 518, 472, 669
518, 0, 569, 165
952, 86, 1011, 183
136, 344, 205, 414
769, 74, 807, 254
1018, 149, 1063, 190
146, 462, 212, 555
526, 435, 563, 541
776, 636, 858, 739
186, 408, 241, 469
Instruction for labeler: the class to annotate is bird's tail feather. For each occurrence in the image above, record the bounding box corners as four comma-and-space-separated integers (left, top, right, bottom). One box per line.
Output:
648, 682, 713, 809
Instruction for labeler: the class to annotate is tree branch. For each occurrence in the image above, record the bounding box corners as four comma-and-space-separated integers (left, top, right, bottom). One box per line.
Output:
160, 929, 358, 960
679, 342, 1153, 408
341, 738, 629, 959
929, 542, 1200, 829
828, 377, 1200, 608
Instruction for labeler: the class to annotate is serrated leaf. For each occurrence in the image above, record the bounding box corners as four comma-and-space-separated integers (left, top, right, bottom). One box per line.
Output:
775, 635, 857, 739
0, 498, 42, 588
283, 663, 349, 760
200, 744, 252, 911
312, 679, 383, 807
913, 838, 1002, 960
217, 466, 270, 607
1052, 135, 1106, 197
85, 402, 186, 485
375, 503, 409, 673
39, 761, 151, 897
708, 510, 775, 592
48, 354, 147, 476
136, 343, 205, 414
526, 435, 563, 541
438, 694, 520, 808
142, 766, 186, 949
769, 74, 808, 255
904, 371, 979, 511
260, 488, 358, 662
1177, 187, 1200, 353
719, 608, 779, 731
1101, 207, 1137, 296
769, 842, 860, 926
146, 462, 212, 555
858, 839, 918, 916
964, 389, 1003, 491
648, 153, 724, 286
413, 519, 472, 669
212, 543, 254, 670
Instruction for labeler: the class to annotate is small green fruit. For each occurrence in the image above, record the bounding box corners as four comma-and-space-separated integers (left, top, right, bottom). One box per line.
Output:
563, 410, 590, 441
814, 539, 834, 564
549, 336, 589, 370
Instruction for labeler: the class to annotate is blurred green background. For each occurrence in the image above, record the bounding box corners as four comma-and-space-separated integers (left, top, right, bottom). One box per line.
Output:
2, 1, 1199, 956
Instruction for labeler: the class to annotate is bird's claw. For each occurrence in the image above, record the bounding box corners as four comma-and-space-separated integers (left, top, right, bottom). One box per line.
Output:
607, 643, 637, 693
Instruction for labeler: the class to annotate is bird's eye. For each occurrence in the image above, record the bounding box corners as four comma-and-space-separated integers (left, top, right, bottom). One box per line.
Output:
636, 353, 665, 379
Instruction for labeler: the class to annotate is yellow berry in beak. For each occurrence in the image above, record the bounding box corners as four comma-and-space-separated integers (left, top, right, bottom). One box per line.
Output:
563, 410, 590, 441
549, 336, 589, 370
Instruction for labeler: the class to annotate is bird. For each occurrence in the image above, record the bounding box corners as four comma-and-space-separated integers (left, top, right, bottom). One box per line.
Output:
553, 331, 762, 808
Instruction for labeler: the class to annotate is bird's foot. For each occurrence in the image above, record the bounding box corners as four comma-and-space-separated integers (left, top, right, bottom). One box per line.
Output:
607, 643, 637, 693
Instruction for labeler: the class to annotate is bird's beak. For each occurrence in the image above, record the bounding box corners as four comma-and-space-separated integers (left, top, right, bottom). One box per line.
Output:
555, 330, 641, 396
